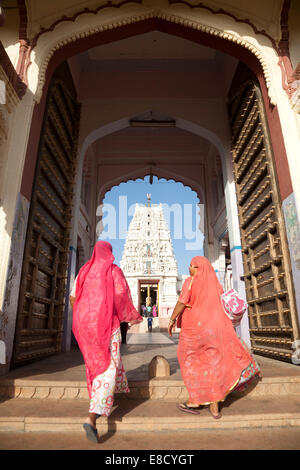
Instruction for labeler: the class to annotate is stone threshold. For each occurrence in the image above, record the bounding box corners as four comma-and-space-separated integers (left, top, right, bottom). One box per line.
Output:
0, 395, 300, 433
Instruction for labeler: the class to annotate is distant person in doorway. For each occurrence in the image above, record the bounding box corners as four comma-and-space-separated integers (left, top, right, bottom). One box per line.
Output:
141, 305, 147, 316
152, 305, 157, 317
120, 322, 129, 344
168, 256, 260, 419
70, 241, 142, 443
147, 316, 153, 332
146, 305, 152, 317
225, 263, 233, 291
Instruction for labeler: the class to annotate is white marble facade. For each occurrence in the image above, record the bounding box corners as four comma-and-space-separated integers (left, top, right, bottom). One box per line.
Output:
120, 199, 180, 318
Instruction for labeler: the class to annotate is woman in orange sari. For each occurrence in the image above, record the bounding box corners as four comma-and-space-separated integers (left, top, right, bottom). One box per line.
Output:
168, 256, 260, 419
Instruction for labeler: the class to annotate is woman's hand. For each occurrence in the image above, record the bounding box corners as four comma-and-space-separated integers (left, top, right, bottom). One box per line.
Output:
69, 296, 76, 308
168, 301, 186, 336
130, 317, 143, 325
168, 320, 176, 337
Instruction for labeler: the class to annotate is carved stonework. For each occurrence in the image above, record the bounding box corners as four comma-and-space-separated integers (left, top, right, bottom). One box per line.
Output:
0, 66, 19, 199
120, 201, 179, 313
121, 202, 178, 277
0, 194, 30, 372
289, 66, 300, 113
0, 42, 26, 100
0, 103, 8, 144
0, 68, 19, 130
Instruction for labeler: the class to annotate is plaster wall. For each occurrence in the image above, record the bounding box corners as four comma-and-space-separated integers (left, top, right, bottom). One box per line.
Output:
0, 90, 35, 319
74, 64, 224, 101
289, 0, 300, 69
0, 9, 20, 68
91, 127, 211, 155
78, 98, 229, 150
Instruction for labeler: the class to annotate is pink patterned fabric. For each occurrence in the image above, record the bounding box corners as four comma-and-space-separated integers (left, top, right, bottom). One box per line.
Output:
221, 288, 247, 326
72, 241, 142, 398
89, 328, 129, 417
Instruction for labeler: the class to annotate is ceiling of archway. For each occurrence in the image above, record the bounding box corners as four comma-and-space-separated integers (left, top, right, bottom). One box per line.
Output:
68, 29, 226, 197
67, 29, 236, 102
93, 124, 212, 166
83, 118, 220, 207
87, 31, 217, 61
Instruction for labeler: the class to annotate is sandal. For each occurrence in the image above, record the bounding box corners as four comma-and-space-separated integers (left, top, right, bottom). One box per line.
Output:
177, 402, 201, 415
83, 423, 100, 443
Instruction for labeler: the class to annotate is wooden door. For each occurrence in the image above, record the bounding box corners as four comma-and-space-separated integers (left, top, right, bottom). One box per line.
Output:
228, 79, 299, 362
12, 63, 80, 366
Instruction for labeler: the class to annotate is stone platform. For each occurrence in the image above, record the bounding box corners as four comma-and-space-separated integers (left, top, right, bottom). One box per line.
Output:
0, 332, 300, 434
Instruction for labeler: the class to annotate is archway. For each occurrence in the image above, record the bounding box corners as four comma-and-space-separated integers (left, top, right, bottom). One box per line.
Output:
97, 173, 203, 333
7, 13, 299, 370
71, 111, 247, 344
21, 15, 292, 203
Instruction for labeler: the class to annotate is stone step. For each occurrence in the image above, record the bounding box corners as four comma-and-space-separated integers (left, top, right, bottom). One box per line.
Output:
1, 373, 300, 400
1, 394, 300, 433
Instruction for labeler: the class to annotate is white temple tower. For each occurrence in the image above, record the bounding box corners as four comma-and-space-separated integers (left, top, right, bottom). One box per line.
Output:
120, 195, 181, 330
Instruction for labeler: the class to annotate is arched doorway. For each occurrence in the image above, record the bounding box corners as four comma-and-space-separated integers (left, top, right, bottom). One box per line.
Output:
10, 15, 299, 368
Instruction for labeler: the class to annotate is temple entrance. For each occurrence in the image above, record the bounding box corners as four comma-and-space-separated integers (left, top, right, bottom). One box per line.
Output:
8, 14, 299, 368
139, 280, 159, 317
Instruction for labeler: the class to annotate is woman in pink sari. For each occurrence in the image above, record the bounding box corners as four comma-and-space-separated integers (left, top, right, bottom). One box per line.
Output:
70, 241, 142, 442
168, 256, 260, 419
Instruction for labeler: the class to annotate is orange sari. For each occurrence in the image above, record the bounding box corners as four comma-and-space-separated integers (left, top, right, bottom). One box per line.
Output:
177, 256, 260, 404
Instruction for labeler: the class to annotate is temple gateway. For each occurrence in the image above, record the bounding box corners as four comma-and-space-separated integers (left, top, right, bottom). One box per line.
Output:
0, 0, 300, 373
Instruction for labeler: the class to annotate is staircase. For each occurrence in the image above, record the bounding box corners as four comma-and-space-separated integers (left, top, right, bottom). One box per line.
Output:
0, 336, 300, 434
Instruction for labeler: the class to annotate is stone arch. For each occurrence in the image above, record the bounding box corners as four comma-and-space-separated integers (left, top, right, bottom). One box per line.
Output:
95, 170, 204, 246
73, 110, 237, 253
76, 113, 234, 308
75, 113, 225, 253
12, 2, 299, 361
21, 9, 293, 206
78, 113, 225, 199
97, 168, 203, 206
27, 4, 281, 105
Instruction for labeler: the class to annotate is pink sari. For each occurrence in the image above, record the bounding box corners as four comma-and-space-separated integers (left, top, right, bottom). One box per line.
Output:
177, 256, 260, 404
72, 241, 142, 397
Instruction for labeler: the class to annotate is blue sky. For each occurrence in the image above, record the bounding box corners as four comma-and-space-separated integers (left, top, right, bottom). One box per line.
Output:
99, 176, 204, 275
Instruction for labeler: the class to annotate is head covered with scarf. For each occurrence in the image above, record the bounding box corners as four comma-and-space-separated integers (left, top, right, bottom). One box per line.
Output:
188, 256, 224, 318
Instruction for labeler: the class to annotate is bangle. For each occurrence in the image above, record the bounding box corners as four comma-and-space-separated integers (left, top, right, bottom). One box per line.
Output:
169, 318, 176, 324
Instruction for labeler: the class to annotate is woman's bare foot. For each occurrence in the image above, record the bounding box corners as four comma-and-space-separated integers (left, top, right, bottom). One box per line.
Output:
83, 412, 100, 443
186, 402, 200, 408
209, 402, 222, 419
84, 412, 97, 428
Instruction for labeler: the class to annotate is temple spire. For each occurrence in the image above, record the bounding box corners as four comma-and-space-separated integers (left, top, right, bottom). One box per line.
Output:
120, 202, 179, 319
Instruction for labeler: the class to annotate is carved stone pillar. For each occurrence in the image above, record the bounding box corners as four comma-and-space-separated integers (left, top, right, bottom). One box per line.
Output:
0, 66, 20, 315
0, 68, 19, 201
